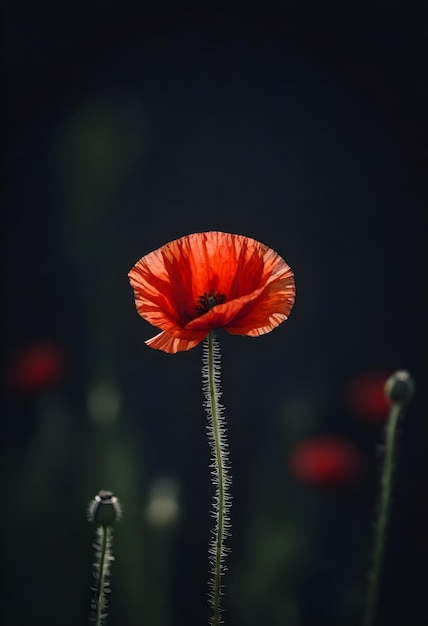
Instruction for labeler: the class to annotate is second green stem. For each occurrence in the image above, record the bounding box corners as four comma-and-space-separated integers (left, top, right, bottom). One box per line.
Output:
363, 403, 401, 626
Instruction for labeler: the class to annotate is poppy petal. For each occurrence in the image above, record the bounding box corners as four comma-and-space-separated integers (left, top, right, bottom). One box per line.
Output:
146, 330, 207, 353
226, 271, 295, 336
129, 260, 192, 335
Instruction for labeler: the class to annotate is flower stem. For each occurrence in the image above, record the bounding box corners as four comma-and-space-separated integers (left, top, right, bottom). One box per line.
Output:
88, 490, 121, 626
363, 403, 401, 626
202, 331, 231, 626
95, 526, 110, 626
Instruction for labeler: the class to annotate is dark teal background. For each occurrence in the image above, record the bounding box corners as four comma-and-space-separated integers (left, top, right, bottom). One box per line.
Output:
2, 2, 425, 625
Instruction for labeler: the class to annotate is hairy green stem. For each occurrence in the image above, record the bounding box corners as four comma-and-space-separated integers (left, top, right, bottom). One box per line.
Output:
88, 491, 120, 626
95, 526, 109, 626
203, 331, 231, 626
363, 403, 401, 626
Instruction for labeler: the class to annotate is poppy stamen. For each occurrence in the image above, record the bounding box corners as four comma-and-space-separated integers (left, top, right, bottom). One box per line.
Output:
195, 291, 226, 316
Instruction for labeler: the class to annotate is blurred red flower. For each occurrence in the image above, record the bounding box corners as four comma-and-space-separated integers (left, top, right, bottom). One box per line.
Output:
129, 231, 295, 353
8, 343, 65, 393
346, 371, 392, 423
290, 437, 363, 486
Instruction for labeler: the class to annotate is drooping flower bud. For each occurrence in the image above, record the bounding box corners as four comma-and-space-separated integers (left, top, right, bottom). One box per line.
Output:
385, 370, 415, 406
88, 490, 121, 527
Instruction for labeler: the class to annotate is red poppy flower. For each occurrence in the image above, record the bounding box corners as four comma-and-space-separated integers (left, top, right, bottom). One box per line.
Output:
8, 342, 65, 393
128, 231, 295, 353
346, 371, 392, 423
290, 437, 363, 487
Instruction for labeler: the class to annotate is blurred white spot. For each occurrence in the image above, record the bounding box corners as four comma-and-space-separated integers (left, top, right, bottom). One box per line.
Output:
145, 478, 180, 528
88, 383, 120, 424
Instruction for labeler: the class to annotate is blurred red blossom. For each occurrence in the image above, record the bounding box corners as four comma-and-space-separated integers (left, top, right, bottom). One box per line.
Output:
346, 370, 392, 423
290, 437, 363, 487
8, 342, 66, 393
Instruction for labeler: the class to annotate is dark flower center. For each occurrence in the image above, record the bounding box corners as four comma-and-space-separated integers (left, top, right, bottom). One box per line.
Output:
195, 291, 226, 316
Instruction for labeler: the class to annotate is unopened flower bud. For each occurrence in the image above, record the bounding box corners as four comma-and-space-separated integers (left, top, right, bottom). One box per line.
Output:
385, 370, 415, 406
88, 490, 121, 527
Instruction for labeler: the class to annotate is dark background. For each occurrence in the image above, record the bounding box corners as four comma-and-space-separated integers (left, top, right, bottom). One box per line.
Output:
2, 1, 426, 625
